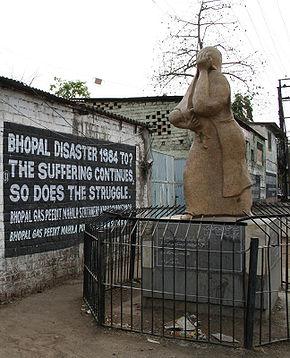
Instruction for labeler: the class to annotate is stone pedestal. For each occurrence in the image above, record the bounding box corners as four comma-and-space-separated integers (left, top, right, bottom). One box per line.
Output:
244, 218, 281, 312
142, 217, 281, 313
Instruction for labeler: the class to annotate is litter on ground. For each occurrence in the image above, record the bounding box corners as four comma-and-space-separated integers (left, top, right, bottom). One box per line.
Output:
164, 314, 206, 340
211, 333, 239, 344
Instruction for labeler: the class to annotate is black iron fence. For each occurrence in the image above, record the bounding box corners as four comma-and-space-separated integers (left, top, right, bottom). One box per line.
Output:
83, 205, 290, 349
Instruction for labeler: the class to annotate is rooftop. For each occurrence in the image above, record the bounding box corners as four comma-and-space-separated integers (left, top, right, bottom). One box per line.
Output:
77, 95, 270, 140
75, 95, 183, 103
250, 122, 284, 138
0, 76, 149, 129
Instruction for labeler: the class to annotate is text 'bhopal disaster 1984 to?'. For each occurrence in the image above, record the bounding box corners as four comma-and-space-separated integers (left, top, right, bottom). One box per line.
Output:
7, 133, 134, 203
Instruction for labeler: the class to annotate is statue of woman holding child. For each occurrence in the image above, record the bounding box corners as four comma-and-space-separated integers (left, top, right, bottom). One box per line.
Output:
169, 47, 252, 216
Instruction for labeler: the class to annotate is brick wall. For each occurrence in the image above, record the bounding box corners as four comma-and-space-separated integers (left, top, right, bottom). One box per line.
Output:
0, 246, 82, 302
85, 97, 193, 158
0, 86, 150, 302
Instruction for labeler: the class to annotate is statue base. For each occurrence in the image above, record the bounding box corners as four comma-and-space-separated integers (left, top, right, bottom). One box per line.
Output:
142, 216, 281, 315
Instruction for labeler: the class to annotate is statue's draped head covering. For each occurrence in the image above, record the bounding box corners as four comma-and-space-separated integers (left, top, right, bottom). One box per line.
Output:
197, 46, 222, 70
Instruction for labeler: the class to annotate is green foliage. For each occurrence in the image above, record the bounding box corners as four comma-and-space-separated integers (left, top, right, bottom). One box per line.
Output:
50, 77, 90, 99
232, 93, 253, 122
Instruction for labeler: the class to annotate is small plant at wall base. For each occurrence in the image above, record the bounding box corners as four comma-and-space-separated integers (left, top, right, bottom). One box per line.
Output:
50, 77, 90, 99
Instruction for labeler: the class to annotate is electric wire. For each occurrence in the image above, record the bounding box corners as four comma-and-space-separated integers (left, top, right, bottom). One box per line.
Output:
239, 0, 285, 119
242, 0, 281, 79
230, 1, 279, 112
256, 0, 288, 76
276, 0, 290, 46
151, 0, 176, 19
0, 97, 145, 148
31, 87, 146, 145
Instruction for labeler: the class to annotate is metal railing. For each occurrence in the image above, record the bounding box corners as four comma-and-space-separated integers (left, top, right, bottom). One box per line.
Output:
83, 205, 290, 349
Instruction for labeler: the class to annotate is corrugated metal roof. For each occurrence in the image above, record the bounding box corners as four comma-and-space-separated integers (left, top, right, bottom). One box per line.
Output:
235, 118, 266, 140
250, 122, 284, 138
0, 76, 149, 129
74, 95, 183, 103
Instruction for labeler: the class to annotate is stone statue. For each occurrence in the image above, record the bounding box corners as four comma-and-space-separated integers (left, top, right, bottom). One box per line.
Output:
169, 46, 252, 217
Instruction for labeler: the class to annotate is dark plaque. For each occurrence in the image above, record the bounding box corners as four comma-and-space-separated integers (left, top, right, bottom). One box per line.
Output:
155, 222, 244, 272
3, 122, 136, 257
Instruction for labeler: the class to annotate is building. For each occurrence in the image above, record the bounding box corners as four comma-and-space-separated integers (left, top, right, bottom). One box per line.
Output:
78, 96, 281, 203
249, 122, 284, 201
241, 123, 267, 201
76, 96, 193, 158
0, 77, 150, 302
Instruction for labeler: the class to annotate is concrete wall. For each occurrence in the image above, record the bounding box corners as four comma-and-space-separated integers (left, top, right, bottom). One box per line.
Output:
0, 86, 150, 302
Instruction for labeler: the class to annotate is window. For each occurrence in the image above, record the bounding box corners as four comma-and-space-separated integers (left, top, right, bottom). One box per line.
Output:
256, 142, 263, 165
251, 149, 254, 162
268, 131, 272, 151
245, 140, 249, 161
252, 174, 261, 200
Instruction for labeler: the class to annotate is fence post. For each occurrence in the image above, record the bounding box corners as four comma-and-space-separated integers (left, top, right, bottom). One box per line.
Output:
244, 237, 259, 349
83, 229, 89, 302
97, 233, 105, 326
129, 219, 137, 281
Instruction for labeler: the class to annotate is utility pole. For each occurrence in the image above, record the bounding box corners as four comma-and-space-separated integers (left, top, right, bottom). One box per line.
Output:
277, 79, 290, 200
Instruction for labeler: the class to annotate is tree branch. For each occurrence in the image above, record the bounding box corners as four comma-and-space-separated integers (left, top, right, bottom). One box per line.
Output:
223, 72, 250, 92
153, 0, 256, 94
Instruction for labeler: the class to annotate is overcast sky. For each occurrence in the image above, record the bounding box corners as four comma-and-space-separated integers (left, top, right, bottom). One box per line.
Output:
1, 0, 290, 124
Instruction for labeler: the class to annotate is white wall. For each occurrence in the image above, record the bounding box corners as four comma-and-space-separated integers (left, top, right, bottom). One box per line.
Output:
0, 86, 150, 301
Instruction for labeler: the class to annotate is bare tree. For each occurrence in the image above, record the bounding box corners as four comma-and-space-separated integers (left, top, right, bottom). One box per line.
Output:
154, 0, 257, 94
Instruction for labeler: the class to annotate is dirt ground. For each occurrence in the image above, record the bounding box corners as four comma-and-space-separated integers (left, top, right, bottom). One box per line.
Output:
0, 278, 289, 358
